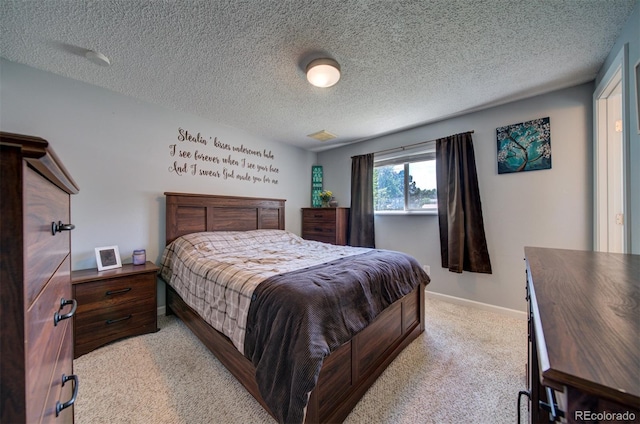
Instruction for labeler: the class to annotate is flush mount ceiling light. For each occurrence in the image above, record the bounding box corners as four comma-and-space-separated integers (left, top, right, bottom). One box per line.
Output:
306, 58, 340, 88
85, 50, 111, 67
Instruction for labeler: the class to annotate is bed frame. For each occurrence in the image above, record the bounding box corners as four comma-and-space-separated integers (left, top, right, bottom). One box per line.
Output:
163, 192, 426, 423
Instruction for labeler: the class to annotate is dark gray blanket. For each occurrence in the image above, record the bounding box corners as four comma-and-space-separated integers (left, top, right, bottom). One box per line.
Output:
243, 249, 430, 423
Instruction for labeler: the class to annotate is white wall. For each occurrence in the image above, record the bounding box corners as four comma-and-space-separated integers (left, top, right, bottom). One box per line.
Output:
0, 59, 316, 307
318, 83, 594, 312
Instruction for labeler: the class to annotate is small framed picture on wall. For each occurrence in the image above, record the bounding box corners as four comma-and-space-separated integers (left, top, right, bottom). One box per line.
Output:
95, 245, 122, 271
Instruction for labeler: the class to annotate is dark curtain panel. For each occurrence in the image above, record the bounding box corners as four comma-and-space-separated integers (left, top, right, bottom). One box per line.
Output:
349, 153, 375, 247
436, 132, 492, 273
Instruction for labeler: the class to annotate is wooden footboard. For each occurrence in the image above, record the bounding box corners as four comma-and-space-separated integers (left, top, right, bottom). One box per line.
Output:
166, 281, 425, 423
307, 281, 425, 423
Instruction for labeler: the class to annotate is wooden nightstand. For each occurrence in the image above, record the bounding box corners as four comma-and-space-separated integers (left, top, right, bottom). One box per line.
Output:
71, 261, 159, 358
301, 207, 350, 245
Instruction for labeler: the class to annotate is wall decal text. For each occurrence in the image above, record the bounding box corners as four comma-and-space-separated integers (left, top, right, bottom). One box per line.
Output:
168, 127, 279, 184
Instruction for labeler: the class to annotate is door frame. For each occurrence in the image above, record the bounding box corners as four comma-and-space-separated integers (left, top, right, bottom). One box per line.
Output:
593, 44, 631, 253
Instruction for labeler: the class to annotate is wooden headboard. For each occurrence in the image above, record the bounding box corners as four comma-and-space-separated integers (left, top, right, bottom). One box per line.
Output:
164, 192, 286, 244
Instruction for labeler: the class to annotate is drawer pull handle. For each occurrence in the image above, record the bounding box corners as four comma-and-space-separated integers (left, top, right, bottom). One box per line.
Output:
53, 298, 77, 326
55, 374, 79, 416
106, 315, 132, 325
106, 287, 132, 296
51, 221, 75, 235
313, 214, 323, 218
314, 227, 323, 232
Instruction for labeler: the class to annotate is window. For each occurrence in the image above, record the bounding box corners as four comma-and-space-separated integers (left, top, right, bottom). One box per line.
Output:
374, 145, 437, 213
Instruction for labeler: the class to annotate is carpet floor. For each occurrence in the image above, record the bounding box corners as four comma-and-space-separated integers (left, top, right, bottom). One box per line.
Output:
74, 296, 528, 424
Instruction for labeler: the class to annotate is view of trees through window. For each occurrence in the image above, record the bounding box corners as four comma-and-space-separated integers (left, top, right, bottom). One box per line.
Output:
374, 159, 437, 211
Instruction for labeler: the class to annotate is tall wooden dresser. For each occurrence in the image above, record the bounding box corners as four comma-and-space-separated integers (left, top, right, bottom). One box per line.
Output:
524, 247, 639, 423
1, 132, 80, 423
301, 207, 350, 245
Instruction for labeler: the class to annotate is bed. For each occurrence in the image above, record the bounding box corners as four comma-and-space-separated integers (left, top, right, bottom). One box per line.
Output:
159, 192, 429, 423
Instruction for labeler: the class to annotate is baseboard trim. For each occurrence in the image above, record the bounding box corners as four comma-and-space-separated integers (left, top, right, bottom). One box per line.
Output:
157, 306, 166, 316
425, 291, 527, 321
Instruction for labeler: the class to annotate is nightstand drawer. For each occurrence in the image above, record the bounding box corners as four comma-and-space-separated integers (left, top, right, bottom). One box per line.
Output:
74, 307, 156, 357
75, 288, 156, 323
75, 273, 155, 312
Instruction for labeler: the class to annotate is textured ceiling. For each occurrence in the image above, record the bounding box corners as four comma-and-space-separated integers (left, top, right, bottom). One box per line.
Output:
0, 1, 637, 152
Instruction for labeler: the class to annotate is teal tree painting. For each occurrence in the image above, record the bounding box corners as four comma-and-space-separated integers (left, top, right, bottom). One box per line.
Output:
497, 117, 551, 174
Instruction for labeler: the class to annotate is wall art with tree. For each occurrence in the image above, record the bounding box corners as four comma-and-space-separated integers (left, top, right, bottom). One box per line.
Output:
497, 117, 551, 174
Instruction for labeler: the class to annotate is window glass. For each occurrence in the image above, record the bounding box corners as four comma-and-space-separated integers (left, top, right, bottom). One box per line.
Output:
407, 160, 437, 211
373, 164, 405, 211
374, 149, 437, 213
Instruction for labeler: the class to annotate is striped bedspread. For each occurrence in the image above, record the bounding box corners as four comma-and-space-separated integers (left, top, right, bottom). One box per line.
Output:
158, 230, 371, 353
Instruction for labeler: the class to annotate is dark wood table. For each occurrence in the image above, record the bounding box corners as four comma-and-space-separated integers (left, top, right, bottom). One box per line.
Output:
524, 247, 639, 423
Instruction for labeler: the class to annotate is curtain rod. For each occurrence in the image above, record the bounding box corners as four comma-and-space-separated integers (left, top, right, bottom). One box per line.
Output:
353, 130, 474, 158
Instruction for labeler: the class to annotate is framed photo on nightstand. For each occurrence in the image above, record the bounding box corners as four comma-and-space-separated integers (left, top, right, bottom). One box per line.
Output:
95, 245, 122, 271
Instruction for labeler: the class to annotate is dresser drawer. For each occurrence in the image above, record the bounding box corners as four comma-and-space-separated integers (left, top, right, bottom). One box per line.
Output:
26, 256, 73, 423
74, 273, 156, 312
40, 322, 75, 424
302, 208, 336, 224
24, 164, 71, 307
302, 233, 337, 244
302, 222, 337, 237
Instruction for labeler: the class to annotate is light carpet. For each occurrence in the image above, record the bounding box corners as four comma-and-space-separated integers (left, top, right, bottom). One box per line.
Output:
73, 296, 528, 424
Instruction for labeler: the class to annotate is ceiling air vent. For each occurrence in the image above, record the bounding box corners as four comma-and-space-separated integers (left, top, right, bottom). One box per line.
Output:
307, 130, 337, 142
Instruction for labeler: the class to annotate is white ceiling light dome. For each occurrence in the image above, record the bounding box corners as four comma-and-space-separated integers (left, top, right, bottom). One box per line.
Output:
306, 58, 340, 88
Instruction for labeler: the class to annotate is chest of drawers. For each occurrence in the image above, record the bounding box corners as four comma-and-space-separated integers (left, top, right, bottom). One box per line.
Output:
71, 262, 159, 358
1, 132, 79, 423
301, 207, 350, 245
524, 247, 639, 423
